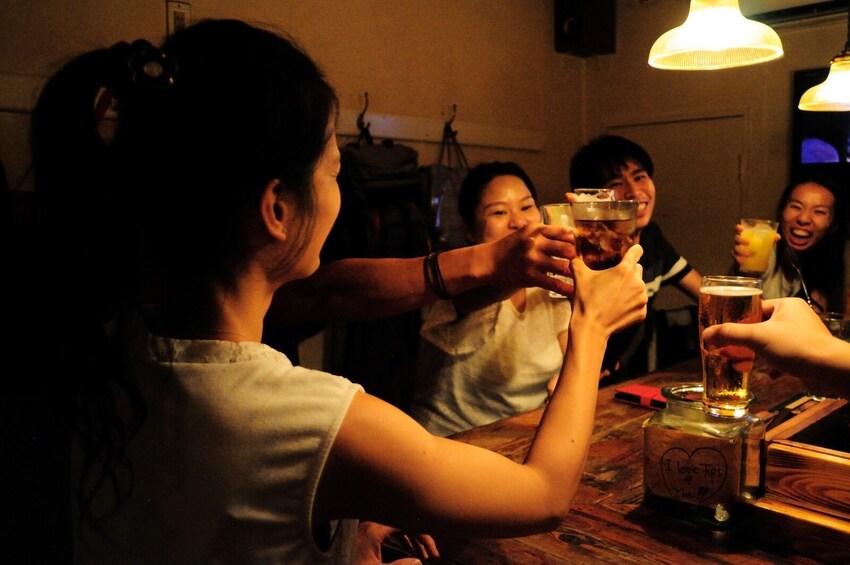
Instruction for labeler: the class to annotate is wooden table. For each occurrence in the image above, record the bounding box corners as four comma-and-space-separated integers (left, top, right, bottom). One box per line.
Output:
398, 358, 844, 564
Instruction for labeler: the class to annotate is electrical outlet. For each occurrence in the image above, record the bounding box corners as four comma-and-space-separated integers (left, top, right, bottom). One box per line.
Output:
166, 1, 191, 36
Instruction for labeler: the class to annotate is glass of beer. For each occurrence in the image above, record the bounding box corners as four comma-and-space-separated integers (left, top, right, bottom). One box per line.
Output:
699, 275, 763, 418
571, 199, 638, 270
739, 218, 779, 275
540, 203, 574, 298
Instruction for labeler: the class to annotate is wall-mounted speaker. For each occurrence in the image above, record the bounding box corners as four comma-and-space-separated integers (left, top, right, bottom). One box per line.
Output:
554, 0, 616, 57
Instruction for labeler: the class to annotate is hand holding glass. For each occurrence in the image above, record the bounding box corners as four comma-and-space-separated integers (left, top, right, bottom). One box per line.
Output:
738, 218, 779, 275
571, 200, 638, 270
699, 276, 762, 418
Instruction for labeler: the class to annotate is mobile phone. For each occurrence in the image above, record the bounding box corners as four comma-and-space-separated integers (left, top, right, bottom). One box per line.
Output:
613, 384, 666, 410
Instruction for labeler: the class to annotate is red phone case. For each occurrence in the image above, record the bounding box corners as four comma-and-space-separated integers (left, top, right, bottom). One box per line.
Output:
613, 384, 666, 410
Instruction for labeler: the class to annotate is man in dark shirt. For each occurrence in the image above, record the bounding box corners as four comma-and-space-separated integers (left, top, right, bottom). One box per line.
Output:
570, 135, 702, 379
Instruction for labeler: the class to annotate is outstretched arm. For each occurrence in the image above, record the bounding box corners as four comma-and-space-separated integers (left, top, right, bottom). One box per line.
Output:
316, 246, 647, 538
702, 297, 850, 394
267, 222, 574, 325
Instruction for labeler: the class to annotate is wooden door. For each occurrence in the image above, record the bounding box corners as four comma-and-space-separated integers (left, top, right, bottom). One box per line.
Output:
608, 114, 747, 310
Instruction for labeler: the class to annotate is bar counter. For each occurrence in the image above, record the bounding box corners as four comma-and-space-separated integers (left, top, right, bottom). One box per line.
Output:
393, 357, 848, 564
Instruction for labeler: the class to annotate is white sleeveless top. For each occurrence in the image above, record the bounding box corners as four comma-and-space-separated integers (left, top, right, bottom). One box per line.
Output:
73, 313, 363, 564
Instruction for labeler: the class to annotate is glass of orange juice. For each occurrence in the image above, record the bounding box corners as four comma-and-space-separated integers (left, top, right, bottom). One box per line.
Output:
739, 218, 779, 275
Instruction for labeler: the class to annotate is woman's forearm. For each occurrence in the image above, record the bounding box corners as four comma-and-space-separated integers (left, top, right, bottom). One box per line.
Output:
522, 314, 609, 507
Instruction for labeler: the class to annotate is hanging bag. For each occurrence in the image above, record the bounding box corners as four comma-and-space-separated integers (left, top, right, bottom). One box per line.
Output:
323, 93, 429, 261
424, 107, 470, 250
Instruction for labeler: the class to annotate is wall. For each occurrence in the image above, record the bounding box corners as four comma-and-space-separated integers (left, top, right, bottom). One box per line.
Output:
3, 1, 845, 204
0, 0, 584, 203
1, 0, 846, 293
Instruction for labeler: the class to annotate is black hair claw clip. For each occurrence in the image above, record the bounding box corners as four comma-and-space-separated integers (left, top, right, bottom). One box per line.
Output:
128, 40, 178, 90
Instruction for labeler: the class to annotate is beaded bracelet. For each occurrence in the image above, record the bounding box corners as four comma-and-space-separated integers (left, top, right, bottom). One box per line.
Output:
424, 251, 451, 299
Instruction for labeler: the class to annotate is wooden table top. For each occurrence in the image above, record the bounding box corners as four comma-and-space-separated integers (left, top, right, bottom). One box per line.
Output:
403, 358, 838, 564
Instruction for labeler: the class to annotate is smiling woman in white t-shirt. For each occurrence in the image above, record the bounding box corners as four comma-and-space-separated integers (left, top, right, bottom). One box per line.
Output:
411, 162, 572, 436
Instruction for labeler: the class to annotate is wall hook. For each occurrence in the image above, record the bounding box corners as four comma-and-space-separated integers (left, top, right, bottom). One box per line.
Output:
356, 92, 373, 145
356, 91, 370, 131
446, 103, 457, 128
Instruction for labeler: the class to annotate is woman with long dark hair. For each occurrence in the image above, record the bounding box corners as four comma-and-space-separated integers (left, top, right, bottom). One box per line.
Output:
27, 19, 647, 563
734, 174, 848, 313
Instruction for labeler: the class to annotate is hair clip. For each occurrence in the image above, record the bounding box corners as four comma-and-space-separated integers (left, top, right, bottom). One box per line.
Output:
127, 40, 178, 90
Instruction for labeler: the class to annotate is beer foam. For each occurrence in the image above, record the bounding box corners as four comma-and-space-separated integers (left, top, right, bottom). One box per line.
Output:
700, 285, 762, 297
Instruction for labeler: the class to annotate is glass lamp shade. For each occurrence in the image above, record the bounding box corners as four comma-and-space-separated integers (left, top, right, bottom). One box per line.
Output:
648, 0, 784, 70
798, 54, 850, 111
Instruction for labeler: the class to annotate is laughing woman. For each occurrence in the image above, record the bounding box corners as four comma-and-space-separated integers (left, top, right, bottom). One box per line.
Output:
733, 174, 849, 314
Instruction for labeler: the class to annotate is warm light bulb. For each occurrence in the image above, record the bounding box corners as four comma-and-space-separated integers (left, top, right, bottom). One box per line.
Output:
799, 55, 850, 111
648, 0, 784, 70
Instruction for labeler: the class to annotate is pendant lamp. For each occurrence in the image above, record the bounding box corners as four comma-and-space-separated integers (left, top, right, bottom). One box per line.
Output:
798, 1, 850, 111
648, 0, 784, 70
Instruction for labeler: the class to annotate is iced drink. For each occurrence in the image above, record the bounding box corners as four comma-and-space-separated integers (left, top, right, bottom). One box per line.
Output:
699, 276, 762, 418
571, 200, 637, 270
739, 218, 778, 274
573, 188, 614, 202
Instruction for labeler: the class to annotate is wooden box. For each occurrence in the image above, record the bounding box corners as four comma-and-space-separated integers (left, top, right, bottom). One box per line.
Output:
763, 397, 850, 518
736, 397, 850, 563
